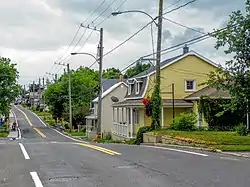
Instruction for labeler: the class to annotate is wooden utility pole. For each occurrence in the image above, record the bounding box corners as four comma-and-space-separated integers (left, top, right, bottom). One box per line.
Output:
97, 28, 104, 135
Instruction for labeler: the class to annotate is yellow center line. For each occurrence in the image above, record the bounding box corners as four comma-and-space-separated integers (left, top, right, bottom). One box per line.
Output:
76, 143, 121, 156
15, 106, 46, 138
33, 128, 46, 138
17, 108, 33, 127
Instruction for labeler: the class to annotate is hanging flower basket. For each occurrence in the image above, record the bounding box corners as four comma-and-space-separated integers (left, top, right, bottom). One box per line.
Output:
142, 96, 152, 117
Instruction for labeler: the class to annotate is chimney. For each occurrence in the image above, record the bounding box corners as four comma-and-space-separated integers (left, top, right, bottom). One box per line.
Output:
119, 75, 123, 82
183, 44, 189, 54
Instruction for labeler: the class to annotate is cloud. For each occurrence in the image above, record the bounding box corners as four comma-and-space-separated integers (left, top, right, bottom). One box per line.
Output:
0, 0, 246, 86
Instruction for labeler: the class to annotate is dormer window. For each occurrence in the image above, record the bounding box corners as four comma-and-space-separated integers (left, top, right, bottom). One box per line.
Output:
185, 80, 196, 92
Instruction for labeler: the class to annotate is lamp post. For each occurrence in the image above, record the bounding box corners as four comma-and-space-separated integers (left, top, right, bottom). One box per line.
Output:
71, 51, 103, 135
111, 0, 164, 129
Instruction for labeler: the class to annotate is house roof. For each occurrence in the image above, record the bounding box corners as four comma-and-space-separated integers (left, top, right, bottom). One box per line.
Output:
133, 54, 183, 78
102, 79, 121, 92
93, 82, 128, 102
113, 99, 193, 107
185, 86, 231, 100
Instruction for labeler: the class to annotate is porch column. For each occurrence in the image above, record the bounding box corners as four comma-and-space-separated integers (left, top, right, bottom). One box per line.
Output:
126, 108, 129, 137
142, 109, 145, 126
130, 107, 133, 138
161, 107, 164, 128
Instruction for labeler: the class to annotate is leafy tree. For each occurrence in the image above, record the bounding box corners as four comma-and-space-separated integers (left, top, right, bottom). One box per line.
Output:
44, 67, 99, 127
102, 68, 121, 79
206, 0, 250, 118
0, 57, 19, 116
124, 62, 151, 78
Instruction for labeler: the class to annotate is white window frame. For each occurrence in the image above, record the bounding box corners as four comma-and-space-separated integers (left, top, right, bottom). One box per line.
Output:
185, 80, 196, 92
128, 84, 132, 95
136, 82, 140, 94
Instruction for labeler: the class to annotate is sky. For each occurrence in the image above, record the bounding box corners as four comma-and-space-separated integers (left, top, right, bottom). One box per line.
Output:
0, 0, 245, 86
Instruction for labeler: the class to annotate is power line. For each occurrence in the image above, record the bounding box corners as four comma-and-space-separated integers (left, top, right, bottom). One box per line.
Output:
95, 0, 128, 27
163, 0, 184, 11
163, 17, 206, 34
91, 0, 118, 24
82, 0, 107, 25
163, 0, 197, 15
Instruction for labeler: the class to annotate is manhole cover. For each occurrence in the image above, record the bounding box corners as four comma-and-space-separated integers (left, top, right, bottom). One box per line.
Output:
48, 176, 83, 181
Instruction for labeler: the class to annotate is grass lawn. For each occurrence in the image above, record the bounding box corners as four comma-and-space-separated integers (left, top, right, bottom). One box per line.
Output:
152, 130, 250, 151
64, 129, 86, 136
0, 132, 8, 137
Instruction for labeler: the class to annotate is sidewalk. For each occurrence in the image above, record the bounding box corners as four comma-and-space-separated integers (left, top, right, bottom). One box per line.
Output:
7, 111, 20, 139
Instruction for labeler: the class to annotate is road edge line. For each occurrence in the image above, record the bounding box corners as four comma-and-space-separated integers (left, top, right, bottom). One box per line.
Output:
141, 145, 209, 157
19, 143, 30, 159
52, 128, 89, 143
30, 171, 44, 187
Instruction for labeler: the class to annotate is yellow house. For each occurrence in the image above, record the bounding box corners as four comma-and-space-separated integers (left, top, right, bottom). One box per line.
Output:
112, 46, 225, 140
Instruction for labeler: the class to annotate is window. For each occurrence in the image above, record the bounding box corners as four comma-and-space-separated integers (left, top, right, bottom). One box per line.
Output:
128, 84, 132, 95
185, 80, 196, 91
136, 82, 140, 94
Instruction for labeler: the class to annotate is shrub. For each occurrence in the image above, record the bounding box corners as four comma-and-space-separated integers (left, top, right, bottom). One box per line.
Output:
170, 112, 197, 131
235, 123, 248, 136
134, 126, 152, 145
104, 132, 112, 140
64, 123, 70, 129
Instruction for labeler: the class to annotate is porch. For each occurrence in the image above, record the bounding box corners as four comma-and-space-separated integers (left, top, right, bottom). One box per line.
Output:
112, 99, 194, 139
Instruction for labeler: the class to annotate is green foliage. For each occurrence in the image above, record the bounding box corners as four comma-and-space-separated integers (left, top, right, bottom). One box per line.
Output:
235, 123, 248, 136
0, 57, 19, 116
170, 112, 197, 131
198, 96, 245, 131
134, 126, 152, 145
206, 0, 250, 118
102, 68, 121, 79
124, 62, 151, 78
150, 84, 162, 130
44, 67, 99, 127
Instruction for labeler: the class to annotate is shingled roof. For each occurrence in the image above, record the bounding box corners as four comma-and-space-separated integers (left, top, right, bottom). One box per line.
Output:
185, 86, 231, 100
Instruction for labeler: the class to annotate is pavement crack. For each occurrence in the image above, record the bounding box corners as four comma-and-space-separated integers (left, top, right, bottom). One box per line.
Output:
48, 175, 84, 181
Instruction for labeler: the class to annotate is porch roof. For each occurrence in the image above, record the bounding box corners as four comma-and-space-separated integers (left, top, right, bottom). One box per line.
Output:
185, 86, 231, 100
112, 99, 193, 107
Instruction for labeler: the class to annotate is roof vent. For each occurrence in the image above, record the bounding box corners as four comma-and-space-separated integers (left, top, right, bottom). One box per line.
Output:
183, 44, 189, 54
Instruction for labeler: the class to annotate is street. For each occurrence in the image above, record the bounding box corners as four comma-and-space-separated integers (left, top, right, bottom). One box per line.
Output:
0, 105, 249, 186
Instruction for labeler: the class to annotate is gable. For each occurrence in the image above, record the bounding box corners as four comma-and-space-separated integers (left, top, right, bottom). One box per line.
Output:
145, 53, 219, 99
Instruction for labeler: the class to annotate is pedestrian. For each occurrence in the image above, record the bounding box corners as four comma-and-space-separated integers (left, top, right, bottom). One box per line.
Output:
12, 122, 17, 131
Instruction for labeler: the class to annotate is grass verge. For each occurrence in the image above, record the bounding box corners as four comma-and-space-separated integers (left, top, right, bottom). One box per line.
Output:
0, 132, 8, 137
152, 129, 250, 151
64, 129, 86, 136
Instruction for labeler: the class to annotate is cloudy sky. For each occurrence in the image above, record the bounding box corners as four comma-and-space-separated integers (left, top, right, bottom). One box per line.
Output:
0, 0, 245, 86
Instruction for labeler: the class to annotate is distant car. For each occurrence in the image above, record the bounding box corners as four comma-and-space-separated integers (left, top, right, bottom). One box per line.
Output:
14, 102, 18, 105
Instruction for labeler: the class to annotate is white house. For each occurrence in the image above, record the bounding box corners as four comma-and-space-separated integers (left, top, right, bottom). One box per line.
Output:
85, 78, 128, 138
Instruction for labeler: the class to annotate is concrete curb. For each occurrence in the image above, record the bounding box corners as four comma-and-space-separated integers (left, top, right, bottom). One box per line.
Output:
141, 143, 250, 159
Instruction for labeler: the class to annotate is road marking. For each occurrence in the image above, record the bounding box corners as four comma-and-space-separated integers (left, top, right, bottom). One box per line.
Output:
52, 128, 89, 143
220, 157, 239, 161
30, 172, 44, 187
14, 105, 33, 126
76, 143, 121, 156
23, 106, 47, 127
141, 145, 209, 157
19, 143, 30, 159
33, 128, 46, 138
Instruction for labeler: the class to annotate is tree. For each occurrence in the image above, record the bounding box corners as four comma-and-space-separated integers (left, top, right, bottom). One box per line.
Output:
206, 0, 250, 119
44, 67, 99, 127
124, 62, 151, 78
0, 57, 19, 116
102, 68, 121, 79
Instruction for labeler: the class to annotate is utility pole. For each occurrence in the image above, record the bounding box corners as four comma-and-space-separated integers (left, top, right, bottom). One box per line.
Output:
55, 74, 58, 83
97, 28, 104, 135
67, 63, 73, 131
172, 83, 175, 123
38, 78, 41, 105
151, 0, 164, 128
32, 81, 35, 108
42, 77, 45, 108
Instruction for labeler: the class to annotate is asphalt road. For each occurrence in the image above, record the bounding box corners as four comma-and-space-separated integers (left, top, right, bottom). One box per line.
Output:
0, 105, 249, 186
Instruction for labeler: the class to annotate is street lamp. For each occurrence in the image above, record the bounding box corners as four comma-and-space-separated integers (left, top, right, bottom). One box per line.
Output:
111, 1, 164, 129
111, 10, 158, 27
71, 51, 103, 136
